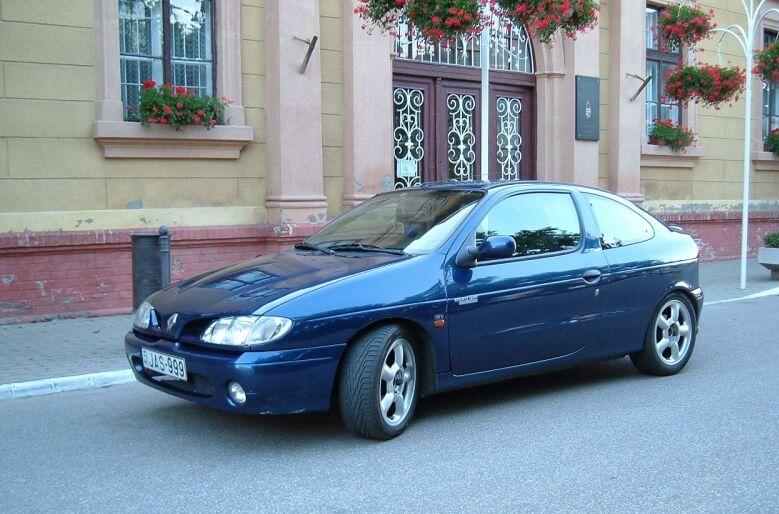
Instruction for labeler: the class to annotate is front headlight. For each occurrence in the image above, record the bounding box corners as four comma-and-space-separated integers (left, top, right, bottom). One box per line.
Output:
201, 315, 293, 346
133, 301, 154, 329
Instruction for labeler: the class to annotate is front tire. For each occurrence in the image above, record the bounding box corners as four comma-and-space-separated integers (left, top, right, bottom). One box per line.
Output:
338, 324, 419, 440
631, 293, 697, 376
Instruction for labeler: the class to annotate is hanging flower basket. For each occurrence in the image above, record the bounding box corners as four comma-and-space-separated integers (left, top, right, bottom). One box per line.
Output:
355, 0, 486, 42
406, 0, 486, 42
664, 64, 746, 108
492, 0, 599, 45
354, 0, 406, 33
655, 2, 715, 51
754, 38, 779, 83
648, 119, 696, 152
139, 81, 229, 131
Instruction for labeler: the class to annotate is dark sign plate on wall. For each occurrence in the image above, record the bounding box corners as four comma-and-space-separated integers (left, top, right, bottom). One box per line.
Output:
575, 75, 600, 141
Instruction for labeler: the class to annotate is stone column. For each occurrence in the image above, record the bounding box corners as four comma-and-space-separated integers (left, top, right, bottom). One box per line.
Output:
215, 0, 245, 125
608, 0, 644, 201
534, 39, 570, 183
265, 0, 329, 225
94, 0, 124, 121
341, 0, 394, 209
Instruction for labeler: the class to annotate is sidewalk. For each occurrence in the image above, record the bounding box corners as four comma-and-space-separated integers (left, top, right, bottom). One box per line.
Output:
0, 315, 132, 384
0, 259, 776, 388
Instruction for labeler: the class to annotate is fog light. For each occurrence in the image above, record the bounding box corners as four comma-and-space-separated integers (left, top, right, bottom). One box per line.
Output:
228, 381, 246, 405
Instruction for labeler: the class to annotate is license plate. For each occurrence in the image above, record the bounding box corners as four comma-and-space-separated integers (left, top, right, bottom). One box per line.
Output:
141, 348, 187, 381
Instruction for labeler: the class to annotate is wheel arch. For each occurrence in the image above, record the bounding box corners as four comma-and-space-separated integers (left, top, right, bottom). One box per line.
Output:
665, 281, 703, 320
332, 317, 438, 404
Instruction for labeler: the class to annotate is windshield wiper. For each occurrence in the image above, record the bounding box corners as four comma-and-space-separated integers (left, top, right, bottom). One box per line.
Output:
327, 243, 405, 255
293, 242, 333, 255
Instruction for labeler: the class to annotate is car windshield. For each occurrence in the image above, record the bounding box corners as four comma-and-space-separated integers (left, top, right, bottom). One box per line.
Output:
303, 189, 484, 255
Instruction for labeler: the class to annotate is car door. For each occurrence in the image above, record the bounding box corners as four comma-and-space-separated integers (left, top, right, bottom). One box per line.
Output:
582, 192, 671, 354
446, 190, 610, 375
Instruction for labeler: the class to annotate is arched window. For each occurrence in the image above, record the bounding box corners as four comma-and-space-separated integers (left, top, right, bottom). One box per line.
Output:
392, 17, 536, 188
394, 18, 534, 74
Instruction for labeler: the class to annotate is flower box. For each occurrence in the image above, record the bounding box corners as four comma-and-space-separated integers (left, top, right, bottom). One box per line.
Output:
648, 119, 696, 152
757, 247, 779, 280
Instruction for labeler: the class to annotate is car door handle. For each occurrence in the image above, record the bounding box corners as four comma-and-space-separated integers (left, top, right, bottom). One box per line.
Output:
582, 269, 602, 283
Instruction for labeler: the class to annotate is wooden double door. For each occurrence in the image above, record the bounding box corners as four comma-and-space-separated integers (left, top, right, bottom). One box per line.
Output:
392, 62, 536, 188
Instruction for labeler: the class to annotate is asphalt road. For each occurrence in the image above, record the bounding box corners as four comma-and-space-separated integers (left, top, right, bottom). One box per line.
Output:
1, 297, 777, 513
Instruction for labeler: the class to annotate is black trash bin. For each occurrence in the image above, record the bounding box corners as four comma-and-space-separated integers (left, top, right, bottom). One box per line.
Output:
131, 226, 170, 309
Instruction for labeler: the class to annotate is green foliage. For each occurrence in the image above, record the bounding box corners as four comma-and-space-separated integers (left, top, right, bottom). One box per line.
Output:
765, 233, 779, 248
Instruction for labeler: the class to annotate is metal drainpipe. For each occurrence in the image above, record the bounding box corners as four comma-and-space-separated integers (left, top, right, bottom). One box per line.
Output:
480, 7, 490, 182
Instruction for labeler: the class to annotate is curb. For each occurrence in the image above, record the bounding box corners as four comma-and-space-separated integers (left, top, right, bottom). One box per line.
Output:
0, 369, 135, 400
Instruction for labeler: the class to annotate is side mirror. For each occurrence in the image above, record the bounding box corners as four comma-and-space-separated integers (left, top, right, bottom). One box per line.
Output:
456, 235, 516, 268
668, 224, 684, 234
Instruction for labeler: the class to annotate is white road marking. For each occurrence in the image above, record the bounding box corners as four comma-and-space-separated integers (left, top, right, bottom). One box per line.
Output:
0, 369, 134, 400
705, 286, 779, 306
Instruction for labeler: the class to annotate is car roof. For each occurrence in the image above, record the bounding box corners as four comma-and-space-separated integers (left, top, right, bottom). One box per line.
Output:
411, 180, 614, 196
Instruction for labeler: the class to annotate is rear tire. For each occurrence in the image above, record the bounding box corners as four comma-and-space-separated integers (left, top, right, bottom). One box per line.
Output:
338, 324, 419, 440
631, 293, 697, 376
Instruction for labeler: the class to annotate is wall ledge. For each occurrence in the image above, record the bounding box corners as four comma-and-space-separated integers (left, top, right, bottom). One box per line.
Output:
92, 121, 254, 159
751, 150, 779, 171
0, 223, 325, 253
641, 143, 703, 169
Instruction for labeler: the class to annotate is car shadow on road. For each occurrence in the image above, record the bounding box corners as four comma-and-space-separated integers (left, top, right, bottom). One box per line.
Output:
140, 356, 643, 445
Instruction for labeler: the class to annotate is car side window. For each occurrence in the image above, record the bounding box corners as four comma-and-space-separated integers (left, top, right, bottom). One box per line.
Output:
585, 193, 654, 248
475, 192, 582, 259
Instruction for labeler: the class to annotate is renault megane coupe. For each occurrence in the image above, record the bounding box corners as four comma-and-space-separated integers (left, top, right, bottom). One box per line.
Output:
126, 182, 703, 439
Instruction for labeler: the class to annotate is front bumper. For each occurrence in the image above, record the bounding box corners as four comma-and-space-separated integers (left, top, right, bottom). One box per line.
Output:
125, 332, 346, 414
691, 287, 704, 323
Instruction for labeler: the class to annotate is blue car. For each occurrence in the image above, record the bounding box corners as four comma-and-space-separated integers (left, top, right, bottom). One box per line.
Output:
126, 182, 703, 439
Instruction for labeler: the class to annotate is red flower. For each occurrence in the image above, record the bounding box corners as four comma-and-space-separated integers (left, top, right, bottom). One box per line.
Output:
176, 102, 184, 109
160, 118, 168, 125
142, 80, 156, 89
210, 119, 217, 126
163, 105, 172, 115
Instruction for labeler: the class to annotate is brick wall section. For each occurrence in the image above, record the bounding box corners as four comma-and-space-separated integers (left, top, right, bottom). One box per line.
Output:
0, 224, 322, 324
655, 210, 779, 261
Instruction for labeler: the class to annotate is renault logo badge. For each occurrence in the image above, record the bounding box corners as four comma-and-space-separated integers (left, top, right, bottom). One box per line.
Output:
167, 313, 179, 331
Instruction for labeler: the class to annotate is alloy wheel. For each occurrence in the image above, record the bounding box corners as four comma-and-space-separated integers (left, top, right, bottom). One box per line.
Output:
654, 299, 693, 366
378, 338, 416, 427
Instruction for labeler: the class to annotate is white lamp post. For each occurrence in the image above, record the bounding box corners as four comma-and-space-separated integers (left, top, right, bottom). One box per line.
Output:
712, 0, 779, 289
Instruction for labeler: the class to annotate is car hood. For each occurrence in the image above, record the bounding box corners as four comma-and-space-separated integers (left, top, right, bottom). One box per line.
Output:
146, 250, 408, 320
